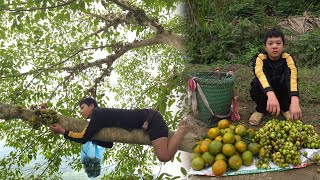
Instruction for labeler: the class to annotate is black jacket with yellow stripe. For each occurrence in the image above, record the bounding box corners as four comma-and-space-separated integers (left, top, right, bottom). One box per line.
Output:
252, 52, 299, 97
63, 108, 155, 148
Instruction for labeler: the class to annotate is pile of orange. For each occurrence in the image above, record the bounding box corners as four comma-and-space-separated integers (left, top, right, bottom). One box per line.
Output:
190, 119, 257, 176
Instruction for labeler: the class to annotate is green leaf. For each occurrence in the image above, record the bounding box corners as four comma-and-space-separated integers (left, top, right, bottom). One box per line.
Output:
11, 19, 17, 30
56, 100, 63, 107
26, 0, 34, 6
25, 16, 30, 24
176, 156, 181, 162
180, 167, 187, 176
168, 98, 175, 107
35, 12, 41, 22
17, 22, 23, 32
172, 176, 181, 180
0, 29, 5, 37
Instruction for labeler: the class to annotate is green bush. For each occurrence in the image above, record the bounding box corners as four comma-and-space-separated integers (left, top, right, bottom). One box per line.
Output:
268, 0, 320, 17
184, 0, 319, 66
287, 31, 320, 67
184, 17, 277, 65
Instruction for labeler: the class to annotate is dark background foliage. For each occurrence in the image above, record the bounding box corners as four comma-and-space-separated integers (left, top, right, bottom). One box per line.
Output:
184, 0, 320, 67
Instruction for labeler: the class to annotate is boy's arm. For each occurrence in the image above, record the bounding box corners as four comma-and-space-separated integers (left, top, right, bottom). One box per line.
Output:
50, 123, 113, 146
254, 54, 280, 115
290, 94, 302, 120
284, 53, 299, 97
266, 91, 280, 116
49, 119, 102, 144
283, 53, 301, 119
63, 120, 102, 144
254, 54, 273, 93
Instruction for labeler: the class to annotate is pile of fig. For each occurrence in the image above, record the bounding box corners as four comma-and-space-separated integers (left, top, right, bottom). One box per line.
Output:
252, 119, 320, 168
28, 108, 59, 129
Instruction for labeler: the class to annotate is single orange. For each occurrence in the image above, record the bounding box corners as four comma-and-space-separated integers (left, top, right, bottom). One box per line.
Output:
212, 159, 227, 176
218, 119, 230, 129
207, 127, 220, 139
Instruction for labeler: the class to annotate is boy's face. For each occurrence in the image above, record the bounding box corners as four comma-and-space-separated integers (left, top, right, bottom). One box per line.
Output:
265, 37, 284, 60
80, 103, 94, 119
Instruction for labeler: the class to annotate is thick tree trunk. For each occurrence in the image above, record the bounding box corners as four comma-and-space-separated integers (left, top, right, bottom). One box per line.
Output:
155, 31, 186, 53
0, 102, 206, 153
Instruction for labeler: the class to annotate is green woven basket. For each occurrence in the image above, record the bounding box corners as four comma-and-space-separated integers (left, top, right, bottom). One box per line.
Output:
189, 71, 235, 124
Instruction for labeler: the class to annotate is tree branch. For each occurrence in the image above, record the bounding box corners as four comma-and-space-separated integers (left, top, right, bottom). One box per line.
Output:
86, 15, 125, 37
155, 31, 186, 52
0, 0, 77, 12
107, 0, 165, 33
63, 31, 185, 72
0, 46, 112, 79
86, 12, 119, 22
0, 101, 204, 152
85, 66, 113, 99
47, 72, 75, 102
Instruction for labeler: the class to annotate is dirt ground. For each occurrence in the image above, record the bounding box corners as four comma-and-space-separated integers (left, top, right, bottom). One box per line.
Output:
185, 100, 320, 180
187, 164, 319, 180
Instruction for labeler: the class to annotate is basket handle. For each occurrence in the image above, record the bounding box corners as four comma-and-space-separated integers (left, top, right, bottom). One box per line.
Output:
196, 82, 215, 117
189, 76, 232, 119
196, 81, 231, 119
230, 93, 240, 122
214, 68, 234, 80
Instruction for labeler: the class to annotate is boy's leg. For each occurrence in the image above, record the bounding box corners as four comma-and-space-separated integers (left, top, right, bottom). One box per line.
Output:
249, 79, 266, 125
250, 78, 267, 113
274, 75, 291, 119
275, 86, 290, 112
151, 120, 188, 162
147, 111, 188, 162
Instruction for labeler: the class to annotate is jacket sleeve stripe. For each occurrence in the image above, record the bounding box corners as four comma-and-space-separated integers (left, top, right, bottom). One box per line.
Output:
254, 54, 270, 89
68, 126, 87, 139
284, 54, 298, 92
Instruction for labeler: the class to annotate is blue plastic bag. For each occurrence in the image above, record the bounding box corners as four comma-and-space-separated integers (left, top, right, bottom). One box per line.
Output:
81, 141, 105, 177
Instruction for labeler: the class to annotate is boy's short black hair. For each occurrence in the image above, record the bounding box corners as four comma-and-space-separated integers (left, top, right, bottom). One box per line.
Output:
264, 28, 285, 45
78, 97, 99, 108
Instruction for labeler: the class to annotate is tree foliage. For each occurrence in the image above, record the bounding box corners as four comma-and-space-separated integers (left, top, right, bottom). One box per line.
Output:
184, 0, 320, 66
287, 30, 320, 67
0, 0, 188, 179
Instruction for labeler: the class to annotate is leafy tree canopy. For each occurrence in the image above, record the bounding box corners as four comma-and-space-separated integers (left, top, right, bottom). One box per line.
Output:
0, 0, 188, 179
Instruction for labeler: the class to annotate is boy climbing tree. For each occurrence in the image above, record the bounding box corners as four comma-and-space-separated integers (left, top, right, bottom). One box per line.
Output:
249, 28, 302, 125
50, 97, 189, 162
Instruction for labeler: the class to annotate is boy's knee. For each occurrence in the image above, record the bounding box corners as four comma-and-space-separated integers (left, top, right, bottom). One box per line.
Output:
157, 155, 173, 162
